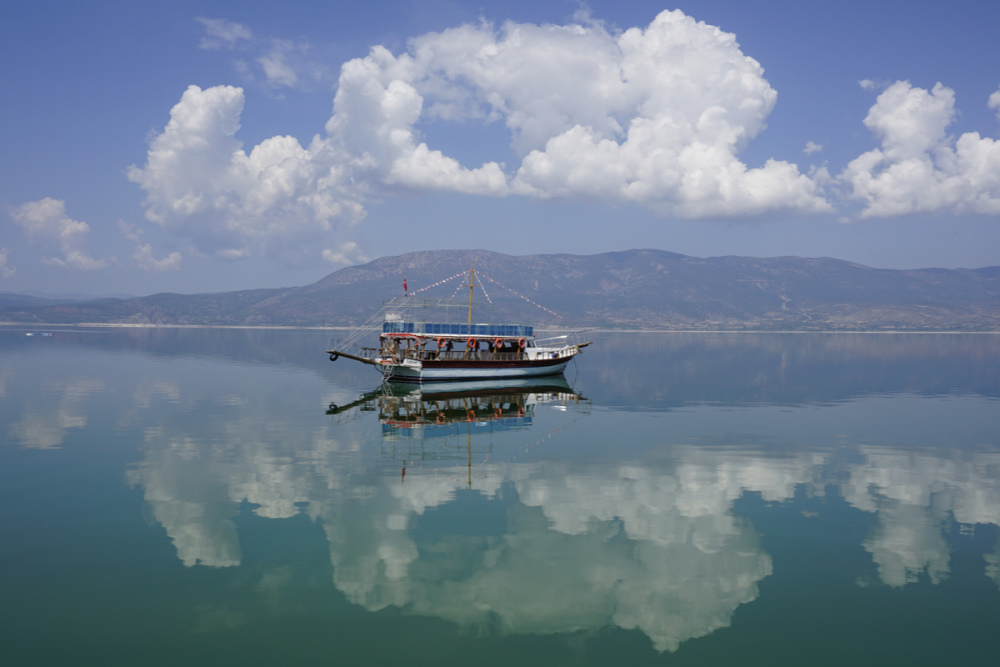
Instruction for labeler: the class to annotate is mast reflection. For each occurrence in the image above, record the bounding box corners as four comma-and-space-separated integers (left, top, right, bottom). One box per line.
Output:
328, 378, 590, 485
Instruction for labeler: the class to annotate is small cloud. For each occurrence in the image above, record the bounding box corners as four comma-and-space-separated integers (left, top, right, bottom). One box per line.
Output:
43, 251, 108, 271
257, 40, 300, 89
196, 19, 325, 92
989, 86, 1000, 122
218, 248, 249, 260
118, 219, 141, 243
196, 18, 253, 50
134, 244, 182, 271
859, 78, 895, 93
322, 242, 369, 266
803, 141, 823, 155
118, 221, 182, 271
0, 248, 14, 278
12, 198, 107, 270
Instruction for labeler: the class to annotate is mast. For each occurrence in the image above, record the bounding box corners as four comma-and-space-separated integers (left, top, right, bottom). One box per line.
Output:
468, 261, 475, 325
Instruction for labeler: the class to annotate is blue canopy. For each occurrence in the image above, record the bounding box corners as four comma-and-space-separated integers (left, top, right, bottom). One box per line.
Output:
383, 322, 533, 337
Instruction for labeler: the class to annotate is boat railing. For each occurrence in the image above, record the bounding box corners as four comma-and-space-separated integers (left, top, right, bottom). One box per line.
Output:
534, 330, 591, 349
394, 348, 525, 362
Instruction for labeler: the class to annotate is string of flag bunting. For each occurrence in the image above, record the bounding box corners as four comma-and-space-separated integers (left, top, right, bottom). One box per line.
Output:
478, 272, 562, 318
406, 270, 469, 296
476, 275, 494, 306
402, 268, 561, 318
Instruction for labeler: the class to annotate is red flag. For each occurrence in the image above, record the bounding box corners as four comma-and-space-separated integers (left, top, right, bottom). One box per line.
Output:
403, 278, 408, 292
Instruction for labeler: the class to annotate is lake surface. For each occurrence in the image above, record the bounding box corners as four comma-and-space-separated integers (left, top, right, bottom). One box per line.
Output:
2, 327, 999, 665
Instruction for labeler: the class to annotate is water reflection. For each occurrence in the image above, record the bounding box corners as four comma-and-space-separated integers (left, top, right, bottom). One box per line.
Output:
8, 377, 105, 449
842, 447, 1000, 587
120, 382, 1000, 650
3, 329, 1000, 656
319, 456, 774, 652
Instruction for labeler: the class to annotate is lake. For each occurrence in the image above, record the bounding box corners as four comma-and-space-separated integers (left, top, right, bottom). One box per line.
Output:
2, 327, 999, 665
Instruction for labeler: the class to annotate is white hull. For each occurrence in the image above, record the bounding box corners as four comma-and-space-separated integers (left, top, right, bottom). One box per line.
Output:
379, 357, 572, 382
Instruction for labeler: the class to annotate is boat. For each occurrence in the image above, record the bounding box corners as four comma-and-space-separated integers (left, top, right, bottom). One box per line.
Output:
326, 264, 590, 382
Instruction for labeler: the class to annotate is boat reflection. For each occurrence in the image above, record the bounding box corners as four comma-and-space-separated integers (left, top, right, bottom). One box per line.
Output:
328, 378, 589, 475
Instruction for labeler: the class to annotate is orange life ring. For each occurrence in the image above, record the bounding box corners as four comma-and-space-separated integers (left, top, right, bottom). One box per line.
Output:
467, 410, 475, 421
517, 338, 526, 349
437, 337, 446, 348
467, 337, 477, 348
494, 337, 503, 348
436, 413, 446, 424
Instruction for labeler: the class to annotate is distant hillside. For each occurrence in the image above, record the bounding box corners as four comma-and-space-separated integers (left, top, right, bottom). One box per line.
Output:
0, 291, 138, 307
2, 249, 999, 330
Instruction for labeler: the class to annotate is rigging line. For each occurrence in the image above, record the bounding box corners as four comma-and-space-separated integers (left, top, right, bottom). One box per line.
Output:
478, 272, 562, 318
477, 276, 494, 306
341, 296, 411, 347
407, 270, 470, 296
448, 274, 468, 300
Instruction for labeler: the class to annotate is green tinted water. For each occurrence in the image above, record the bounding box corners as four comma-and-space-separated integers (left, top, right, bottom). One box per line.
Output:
2, 328, 999, 665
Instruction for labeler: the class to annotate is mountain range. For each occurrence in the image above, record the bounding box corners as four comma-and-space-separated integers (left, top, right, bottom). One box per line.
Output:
2, 249, 999, 330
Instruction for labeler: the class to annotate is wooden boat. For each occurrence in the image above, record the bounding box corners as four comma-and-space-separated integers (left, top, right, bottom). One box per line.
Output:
326, 264, 590, 382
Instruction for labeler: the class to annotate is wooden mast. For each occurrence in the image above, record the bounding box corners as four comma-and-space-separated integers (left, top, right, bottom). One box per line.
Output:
468, 261, 475, 325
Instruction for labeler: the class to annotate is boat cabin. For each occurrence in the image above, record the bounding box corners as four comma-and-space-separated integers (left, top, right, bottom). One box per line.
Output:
379, 321, 536, 363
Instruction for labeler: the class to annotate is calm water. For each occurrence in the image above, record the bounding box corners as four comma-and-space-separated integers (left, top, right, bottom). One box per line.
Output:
2, 327, 999, 666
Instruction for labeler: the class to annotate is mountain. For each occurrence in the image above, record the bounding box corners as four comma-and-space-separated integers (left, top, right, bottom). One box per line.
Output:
0, 291, 138, 307
2, 249, 999, 330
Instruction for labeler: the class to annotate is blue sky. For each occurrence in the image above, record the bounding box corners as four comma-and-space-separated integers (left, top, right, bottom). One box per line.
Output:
2, 0, 1000, 296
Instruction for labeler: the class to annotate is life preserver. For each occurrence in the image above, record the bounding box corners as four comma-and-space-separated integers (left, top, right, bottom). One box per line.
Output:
436, 413, 446, 424
467, 410, 475, 421
467, 337, 477, 348
517, 338, 526, 349
437, 337, 446, 348
494, 337, 503, 348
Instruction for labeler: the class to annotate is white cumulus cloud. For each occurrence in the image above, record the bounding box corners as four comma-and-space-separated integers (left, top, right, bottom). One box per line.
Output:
137, 11, 841, 263
840, 81, 1000, 217
328, 10, 830, 216
127, 84, 365, 261
11, 198, 107, 270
